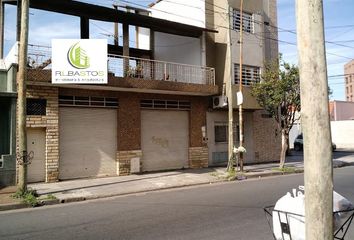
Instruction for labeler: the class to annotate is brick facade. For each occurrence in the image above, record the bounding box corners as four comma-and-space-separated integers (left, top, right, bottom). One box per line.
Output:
117, 150, 143, 176
189, 147, 208, 168
26, 85, 59, 182
23, 80, 210, 181
252, 110, 281, 163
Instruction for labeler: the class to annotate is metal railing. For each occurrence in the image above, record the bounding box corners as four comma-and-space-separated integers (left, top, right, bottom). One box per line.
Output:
108, 55, 215, 85
27, 44, 215, 85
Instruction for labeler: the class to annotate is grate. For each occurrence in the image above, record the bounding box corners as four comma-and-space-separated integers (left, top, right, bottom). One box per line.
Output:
59, 96, 118, 108
27, 99, 46, 115
141, 99, 191, 110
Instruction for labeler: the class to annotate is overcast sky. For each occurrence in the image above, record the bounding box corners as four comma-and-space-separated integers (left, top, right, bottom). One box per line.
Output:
3, 0, 354, 100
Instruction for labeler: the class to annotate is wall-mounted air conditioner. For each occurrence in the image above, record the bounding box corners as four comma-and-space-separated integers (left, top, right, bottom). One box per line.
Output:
213, 96, 228, 108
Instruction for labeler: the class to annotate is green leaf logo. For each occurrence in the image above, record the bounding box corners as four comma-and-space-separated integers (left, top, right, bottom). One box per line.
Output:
67, 42, 90, 69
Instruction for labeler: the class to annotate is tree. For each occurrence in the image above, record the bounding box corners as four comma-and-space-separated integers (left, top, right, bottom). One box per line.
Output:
251, 57, 300, 169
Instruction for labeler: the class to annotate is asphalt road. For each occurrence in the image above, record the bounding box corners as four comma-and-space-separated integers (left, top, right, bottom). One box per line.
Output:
1, 167, 354, 240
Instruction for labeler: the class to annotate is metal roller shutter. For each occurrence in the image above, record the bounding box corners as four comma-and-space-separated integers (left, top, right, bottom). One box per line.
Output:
59, 107, 117, 180
141, 110, 189, 172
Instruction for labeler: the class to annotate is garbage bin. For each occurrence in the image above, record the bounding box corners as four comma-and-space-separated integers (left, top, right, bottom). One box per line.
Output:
264, 186, 354, 240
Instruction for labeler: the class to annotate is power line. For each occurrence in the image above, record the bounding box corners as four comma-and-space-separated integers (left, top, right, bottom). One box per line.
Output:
95, 1, 354, 61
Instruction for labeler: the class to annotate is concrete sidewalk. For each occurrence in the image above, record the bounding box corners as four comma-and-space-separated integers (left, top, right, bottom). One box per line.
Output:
0, 158, 350, 211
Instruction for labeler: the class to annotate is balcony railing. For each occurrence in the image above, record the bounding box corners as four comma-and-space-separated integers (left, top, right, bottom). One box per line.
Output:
27, 44, 215, 85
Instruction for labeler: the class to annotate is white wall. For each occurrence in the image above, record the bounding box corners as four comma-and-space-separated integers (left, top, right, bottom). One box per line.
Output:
332, 101, 354, 121
206, 111, 254, 166
150, 0, 205, 28
154, 32, 202, 66
231, 13, 264, 68
289, 122, 302, 149
331, 121, 354, 150
137, 27, 150, 50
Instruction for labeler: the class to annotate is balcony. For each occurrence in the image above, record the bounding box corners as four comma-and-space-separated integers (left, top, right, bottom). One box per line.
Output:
27, 44, 217, 96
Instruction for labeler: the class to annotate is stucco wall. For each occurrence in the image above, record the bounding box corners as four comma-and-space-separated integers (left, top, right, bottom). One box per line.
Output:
206, 110, 254, 166
150, 0, 206, 28
253, 110, 281, 162
153, 32, 202, 66
331, 121, 354, 150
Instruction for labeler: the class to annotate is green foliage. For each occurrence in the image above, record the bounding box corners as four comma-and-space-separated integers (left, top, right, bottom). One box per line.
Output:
46, 194, 57, 200
251, 56, 301, 132
272, 167, 296, 173
12, 188, 39, 207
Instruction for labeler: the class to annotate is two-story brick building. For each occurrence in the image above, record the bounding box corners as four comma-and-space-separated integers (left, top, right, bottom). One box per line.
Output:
0, 0, 281, 184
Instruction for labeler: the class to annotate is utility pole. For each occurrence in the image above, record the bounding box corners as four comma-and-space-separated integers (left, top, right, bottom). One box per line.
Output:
113, 4, 119, 46
17, 0, 29, 192
226, 2, 234, 172
238, 0, 244, 172
0, 0, 4, 58
296, 1, 333, 239
16, 0, 21, 41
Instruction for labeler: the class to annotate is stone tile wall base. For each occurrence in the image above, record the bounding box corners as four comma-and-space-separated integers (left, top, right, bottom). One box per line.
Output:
189, 147, 208, 168
117, 150, 143, 176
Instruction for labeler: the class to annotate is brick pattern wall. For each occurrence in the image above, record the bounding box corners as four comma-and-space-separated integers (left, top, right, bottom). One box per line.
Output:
23, 84, 211, 179
26, 85, 59, 182
189, 147, 208, 168
118, 94, 141, 151
252, 110, 281, 163
190, 97, 208, 147
117, 150, 142, 175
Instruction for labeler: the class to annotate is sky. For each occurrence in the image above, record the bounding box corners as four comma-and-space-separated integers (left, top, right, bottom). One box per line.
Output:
3, 0, 354, 100
278, 0, 354, 100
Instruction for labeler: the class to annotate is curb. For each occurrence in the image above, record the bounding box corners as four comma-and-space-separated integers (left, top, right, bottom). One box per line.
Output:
1, 164, 352, 212
0, 202, 30, 211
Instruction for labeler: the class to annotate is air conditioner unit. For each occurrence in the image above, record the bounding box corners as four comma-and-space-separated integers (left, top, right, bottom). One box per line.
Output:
213, 96, 228, 108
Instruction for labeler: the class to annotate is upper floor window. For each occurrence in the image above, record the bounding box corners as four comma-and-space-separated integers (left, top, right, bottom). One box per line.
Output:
234, 64, 260, 86
232, 9, 253, 33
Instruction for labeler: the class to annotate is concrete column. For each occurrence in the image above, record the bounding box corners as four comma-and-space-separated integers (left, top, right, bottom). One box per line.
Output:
123, 23, 129, 76
149, 30, 154, 59
80, 17, 89, 39
0, 0, 4, 58
16, 0, 21, 41
296, 1, 333, 239
200, 32, 206, 67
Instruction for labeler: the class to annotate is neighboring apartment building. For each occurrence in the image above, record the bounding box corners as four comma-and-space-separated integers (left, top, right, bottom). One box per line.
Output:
329, 100, 354, 121
344, 59, 354, 102
149, 0, 281, 165
0, 0, 280, 185
0, 43, 17, 186
205, 0, 281, 165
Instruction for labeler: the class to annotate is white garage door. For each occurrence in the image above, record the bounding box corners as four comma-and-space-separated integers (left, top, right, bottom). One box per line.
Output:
59, 107, 117, 180
27, 128, 46, 183
141, 110, 189, 172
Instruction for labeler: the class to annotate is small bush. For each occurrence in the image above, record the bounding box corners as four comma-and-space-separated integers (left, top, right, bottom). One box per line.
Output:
12, 189, 39, 207
272, 167, 296, 173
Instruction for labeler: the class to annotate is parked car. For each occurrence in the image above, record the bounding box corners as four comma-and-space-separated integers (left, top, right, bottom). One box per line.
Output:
294, 134, 336, 151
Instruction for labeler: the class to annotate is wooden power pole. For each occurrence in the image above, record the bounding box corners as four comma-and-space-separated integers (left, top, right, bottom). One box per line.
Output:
17, 0, 30, 192
296, 1, 333, 239
238, 0, 244, 172
0, 0, 4, 58
226, 3, 234, 172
